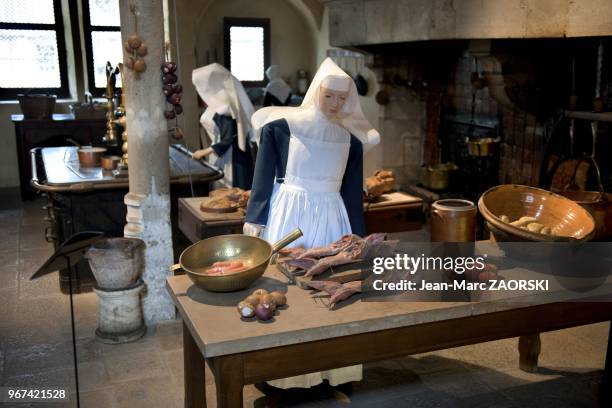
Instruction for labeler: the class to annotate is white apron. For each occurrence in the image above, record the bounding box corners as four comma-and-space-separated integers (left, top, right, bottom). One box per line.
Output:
263, 133, 352, 248
263, 130, 362, 389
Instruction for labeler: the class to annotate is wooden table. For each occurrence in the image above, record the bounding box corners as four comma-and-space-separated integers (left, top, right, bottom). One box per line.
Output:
167, 267, 612, 407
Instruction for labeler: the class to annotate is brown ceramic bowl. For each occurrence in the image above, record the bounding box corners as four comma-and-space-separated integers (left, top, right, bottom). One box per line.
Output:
478, 184, 595, 242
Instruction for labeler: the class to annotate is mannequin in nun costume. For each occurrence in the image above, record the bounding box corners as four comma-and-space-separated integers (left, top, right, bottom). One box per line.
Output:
263, 65, 292, 106
191, 63, 254, 190
244, 58, 380, 391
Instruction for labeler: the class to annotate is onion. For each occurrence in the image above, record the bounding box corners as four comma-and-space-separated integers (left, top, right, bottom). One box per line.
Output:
133, 59, 146, 73
127, 34, 142, 49
168, 93, 182, 105
136, 44, 148, 57
244, 295, 260, 306
260, 294, 276, 307
255, 303, 274, 321
252, 289, 268, 297
270, 291, 287, 306
162, 84, 174, 96
237, 301, 255, 318
162, 73, 178, 84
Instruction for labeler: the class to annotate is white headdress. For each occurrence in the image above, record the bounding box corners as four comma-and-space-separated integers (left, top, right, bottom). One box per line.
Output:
192, 63, 254, 151
264, 65, 292, 104
252, 58, 380, 150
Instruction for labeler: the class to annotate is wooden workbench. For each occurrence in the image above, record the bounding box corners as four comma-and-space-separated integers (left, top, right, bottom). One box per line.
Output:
167, 265, 612, 407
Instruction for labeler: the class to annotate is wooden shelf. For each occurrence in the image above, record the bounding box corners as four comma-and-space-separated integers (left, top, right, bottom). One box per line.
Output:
563, 110, 612, 122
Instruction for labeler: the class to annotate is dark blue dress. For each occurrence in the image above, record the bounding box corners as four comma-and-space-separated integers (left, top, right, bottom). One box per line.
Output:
245, 118, 365, 237
211, 114, 254, 190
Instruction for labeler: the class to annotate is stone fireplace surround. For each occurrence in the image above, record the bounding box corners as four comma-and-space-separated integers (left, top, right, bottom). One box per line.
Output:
324, 0, 612, 190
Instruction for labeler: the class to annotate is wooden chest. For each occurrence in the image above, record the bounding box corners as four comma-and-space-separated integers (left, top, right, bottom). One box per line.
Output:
364, 192, 423, 234
178, 197, 245, 243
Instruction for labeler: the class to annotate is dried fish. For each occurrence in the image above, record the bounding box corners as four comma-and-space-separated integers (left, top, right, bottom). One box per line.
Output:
329, 281, 362, 307
277, 247, 305, 257
304, 233, 386, 277
297, 234, 361, 259
304, 280, 342, 295
283, 257, 318, 271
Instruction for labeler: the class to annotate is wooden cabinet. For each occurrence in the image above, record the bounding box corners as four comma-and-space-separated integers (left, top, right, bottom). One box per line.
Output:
364, 192, 424, 234
12, 114, 106, 200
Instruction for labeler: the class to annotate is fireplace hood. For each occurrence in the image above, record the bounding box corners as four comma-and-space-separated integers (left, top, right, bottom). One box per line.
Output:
325, 0, 612, 48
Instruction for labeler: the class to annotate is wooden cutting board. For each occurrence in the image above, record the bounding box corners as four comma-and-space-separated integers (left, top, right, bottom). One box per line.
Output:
183, 197, 246, 223
364, 191, 422, 210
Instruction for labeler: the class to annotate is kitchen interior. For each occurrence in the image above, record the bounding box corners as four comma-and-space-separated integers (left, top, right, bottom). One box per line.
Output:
1, 0, 612, 407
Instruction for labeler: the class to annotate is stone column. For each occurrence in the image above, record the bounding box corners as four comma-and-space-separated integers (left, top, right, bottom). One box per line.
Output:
119, 0, 175, 324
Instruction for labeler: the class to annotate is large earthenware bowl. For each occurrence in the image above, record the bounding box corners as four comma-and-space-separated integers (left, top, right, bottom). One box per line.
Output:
478, 184, 595, 242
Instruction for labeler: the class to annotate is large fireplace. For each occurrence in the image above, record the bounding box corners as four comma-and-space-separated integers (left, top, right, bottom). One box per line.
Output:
326, 0, 612, 203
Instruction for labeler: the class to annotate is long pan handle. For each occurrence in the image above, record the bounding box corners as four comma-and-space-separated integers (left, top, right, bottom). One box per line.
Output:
271, 228, 303, 253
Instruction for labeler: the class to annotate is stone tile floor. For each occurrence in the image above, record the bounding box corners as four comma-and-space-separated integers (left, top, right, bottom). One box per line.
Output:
0, 189, 609, 407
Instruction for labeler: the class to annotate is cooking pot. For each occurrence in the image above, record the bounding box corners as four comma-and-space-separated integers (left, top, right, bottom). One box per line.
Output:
423, 163, 457, 191
78, 147, 107, 168
101, 155, 121, 170
558, 156, 610, 239
173, 228, 303, 292
67, 138, 107, 167
560, 191, 612, 240
466, 137, 500, 157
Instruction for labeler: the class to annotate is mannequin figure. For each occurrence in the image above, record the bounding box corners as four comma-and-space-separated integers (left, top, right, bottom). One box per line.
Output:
191, 63, 255, 190
263, 65, 292, 106
244, 58, 380, 389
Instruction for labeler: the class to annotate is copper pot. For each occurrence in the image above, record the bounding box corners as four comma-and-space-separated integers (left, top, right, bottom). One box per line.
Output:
101, 155, 121, 170
423, 163, 457, 191
466, 137, 500, 157
560, 190, 612, 240
431, 199, 476, 242
78, 147, 107, 168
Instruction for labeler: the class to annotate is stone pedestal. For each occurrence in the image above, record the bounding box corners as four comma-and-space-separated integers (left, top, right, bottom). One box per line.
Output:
94, 280, 146, 344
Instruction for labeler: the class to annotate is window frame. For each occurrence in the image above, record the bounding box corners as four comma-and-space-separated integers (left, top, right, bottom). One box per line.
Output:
0, 0, 70, 100
81, 0, 121, 97
223, 17, 270, 88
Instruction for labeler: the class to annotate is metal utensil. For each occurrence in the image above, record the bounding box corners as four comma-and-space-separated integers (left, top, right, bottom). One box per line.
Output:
174, 228, 303, 292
